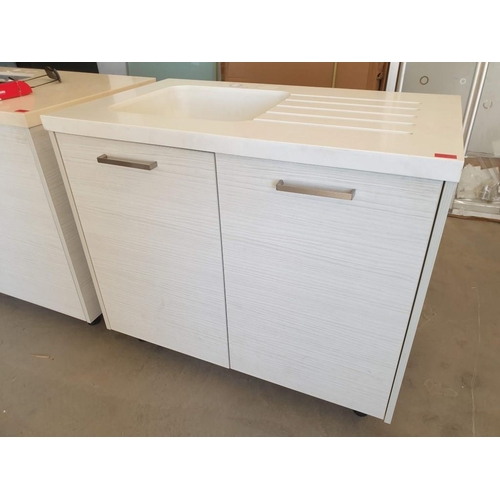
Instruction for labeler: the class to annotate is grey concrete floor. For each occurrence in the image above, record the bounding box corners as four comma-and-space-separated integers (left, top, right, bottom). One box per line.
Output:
1, 217, 499, 436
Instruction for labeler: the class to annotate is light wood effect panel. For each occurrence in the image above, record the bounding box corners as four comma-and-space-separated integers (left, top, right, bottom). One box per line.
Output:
0, 125, 84, 319
56, 134, 229, 368
216, 154, 442, 418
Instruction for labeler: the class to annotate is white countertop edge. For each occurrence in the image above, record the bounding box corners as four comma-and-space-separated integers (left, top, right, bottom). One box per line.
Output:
42, 115, 464, 183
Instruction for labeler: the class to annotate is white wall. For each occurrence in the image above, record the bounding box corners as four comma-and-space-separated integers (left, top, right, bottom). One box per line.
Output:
468, 63, 500, 156
96, 62, 128, 75
402, 62, 476, 112
400, 62, 499, 156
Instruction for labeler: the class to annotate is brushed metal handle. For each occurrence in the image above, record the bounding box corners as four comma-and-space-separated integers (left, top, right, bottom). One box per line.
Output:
276, 180, 355, 200
97, 154, 157, 171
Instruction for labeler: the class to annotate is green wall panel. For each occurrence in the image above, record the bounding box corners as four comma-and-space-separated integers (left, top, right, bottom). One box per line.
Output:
127, 62, 216, 81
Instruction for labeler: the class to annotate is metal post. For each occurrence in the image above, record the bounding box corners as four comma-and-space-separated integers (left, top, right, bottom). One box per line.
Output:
449, 62, 489, 211
395, 62, 407, 92
462, 62, 489, 153
385, 62, 400, 92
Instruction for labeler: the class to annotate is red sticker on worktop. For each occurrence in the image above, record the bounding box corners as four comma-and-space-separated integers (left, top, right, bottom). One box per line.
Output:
15, 109, 29, 113
434, 153, 458, 159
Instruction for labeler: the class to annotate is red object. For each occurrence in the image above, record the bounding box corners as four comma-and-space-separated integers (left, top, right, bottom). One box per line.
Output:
0, 81, 33, 100
15, 109, 29, 113
434, 153, 458, 159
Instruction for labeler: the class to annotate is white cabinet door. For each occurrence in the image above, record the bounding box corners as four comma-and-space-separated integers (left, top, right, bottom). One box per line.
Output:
217, 154, 442, 417
56, 134, 229, 367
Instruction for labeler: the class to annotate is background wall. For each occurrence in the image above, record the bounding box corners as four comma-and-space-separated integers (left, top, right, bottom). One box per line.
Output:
2, 62, 125, 74
3, 62, 216, 80
401, 62, 499, 156
468, 62, 500, 156
402, 62, 476, 111
97, 62, 128, 75
127, 62, 216, 81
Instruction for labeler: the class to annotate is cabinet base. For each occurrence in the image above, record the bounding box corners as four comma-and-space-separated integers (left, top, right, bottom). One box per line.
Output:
88, 315, 102, 326
353, 410, 367, 418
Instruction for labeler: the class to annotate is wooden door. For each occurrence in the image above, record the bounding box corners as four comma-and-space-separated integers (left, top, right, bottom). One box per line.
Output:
221, 62, 390, 90
221, 63, 335, 87
334, 62, 389, 90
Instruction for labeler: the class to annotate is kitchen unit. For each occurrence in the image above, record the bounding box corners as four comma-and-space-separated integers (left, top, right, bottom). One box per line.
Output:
42, 79, 463, 421
0, 67, 154, 322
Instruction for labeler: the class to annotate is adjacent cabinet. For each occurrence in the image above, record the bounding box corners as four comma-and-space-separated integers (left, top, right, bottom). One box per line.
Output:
0, 68, 153, 323
53, 133, 446, 421
0, 125, 100, 322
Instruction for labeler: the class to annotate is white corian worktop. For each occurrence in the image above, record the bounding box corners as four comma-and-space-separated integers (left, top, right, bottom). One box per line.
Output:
41, 78, 464, 181
0, 67, 154, 128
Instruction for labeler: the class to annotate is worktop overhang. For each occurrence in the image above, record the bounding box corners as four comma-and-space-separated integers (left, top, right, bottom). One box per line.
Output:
41, 79, 465, 182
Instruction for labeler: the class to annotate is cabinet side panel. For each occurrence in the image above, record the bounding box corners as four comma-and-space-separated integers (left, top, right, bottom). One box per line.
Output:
30, 127, 101, 322
49, 132, 110, 327
0, 125, 84, 319
384, 181, 456, 423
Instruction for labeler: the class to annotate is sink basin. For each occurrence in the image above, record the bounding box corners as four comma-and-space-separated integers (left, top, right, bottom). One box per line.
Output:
110, 85, 290, 121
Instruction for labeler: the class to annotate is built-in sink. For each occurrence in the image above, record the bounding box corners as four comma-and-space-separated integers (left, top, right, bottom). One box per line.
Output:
110, 85, 290, 122
0, 71, 34, 83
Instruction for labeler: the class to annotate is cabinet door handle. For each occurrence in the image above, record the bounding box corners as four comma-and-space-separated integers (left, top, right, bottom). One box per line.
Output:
276, 180, 355, 200
97, 154, 157, 171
